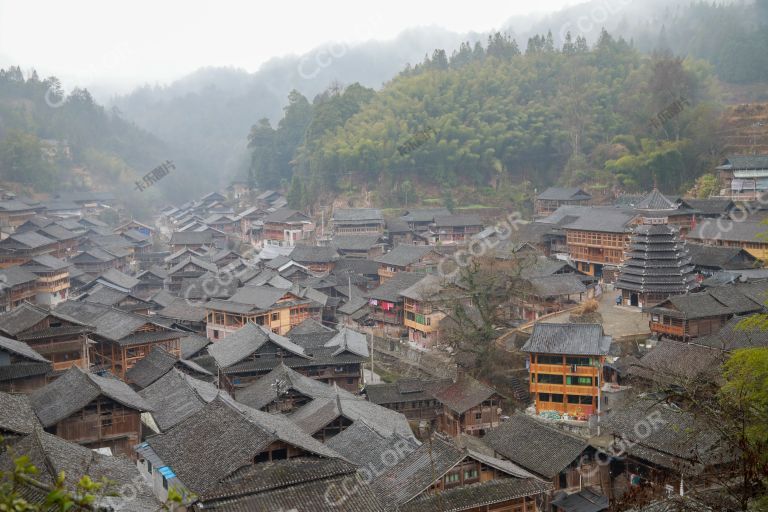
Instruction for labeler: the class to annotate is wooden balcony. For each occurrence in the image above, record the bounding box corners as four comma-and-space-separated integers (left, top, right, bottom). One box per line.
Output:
531, 382, 598, 396
57, 414, 140, 442
530, 363, 598, 376
650, 322, 685, 337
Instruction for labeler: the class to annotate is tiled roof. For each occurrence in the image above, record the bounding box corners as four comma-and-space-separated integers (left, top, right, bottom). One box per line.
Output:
523, 323, 612, 356
332, 208, 383, 222
689, 219, 766, 243
400, 478, 552, 512
139, 368, 221, 432
125, 346, 178, 388
367, 272, 425, 302
366, 378, 451, 405
526, 274, 587, 297
687, 244, 757, 270
289, 393, 415, 439
98, 268, 140, 291
719, 154, 768, 170
234, 363, 355, 410
289, 244, 340, 263
30, 366, 152, 426
170, 231, 213, 245
208, 322, 309, 368
401, 208, 451, 222
145, 397, 339, 494
634, 189, 678, 210
331, 235, 383, 251
601, 399, 731, 470
0, 266, 38, 287
325, 420, 420, 468
628, 339, 724, 383
0, 334, 49, 363
375, 244, 437, 267
262, 208, 310, 223
430, 374, 498, 414
536, 187, 591, 201
483, 413, 588, 479
0, 392, 40, 435
0, 428, 160, 511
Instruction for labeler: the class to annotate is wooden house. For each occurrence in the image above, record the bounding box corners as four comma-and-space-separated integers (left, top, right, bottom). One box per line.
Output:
433, 374, 503, 437
0, 335, 51, 392
262, 208, 314, 247
431, 214, 484, 244
366, 378, 452, 423
368, 434, 552, 511
0, 232, 57, 268
0, 266, 39, 311
330, 235, 386, 259
522, 323, 612, 419
289, 244, 340, 274
484, 413, 594, 494
367, 272, 425, 337
647, 285, 764, 341
55, 301, 184, 379
535, 187, 592, 217
375, 244, 442, 283
169, 231, 214, 252
30, 366, 152, 458
0, 302, 93, 375
332, 208, 385, 236
204, 286, 318, 339
22, 255, 71, 306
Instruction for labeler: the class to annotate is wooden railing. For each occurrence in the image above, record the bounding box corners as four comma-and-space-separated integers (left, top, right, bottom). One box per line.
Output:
649, 322, 685, 337
531, 383, 598, 395
530, 363, 598, 376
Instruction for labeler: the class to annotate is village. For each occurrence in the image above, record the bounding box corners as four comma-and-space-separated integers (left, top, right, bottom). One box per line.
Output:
0, 153, 765, 511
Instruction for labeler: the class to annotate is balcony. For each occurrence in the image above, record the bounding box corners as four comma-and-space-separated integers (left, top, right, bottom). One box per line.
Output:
650, 322, 685, 337
530, 363, 598, 376
531, 382, 598, 395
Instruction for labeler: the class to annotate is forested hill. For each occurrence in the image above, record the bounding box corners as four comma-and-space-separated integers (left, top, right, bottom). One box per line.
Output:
251, 30, 723, 211
0, 67, 167, 212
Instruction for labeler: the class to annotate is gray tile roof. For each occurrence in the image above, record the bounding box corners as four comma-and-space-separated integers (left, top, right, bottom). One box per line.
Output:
0, 265, 38, 287
324, 327, 369, 357
0, 302, 90, 337
98, 268, 140, 291
627, 339, 723, 383
208, 322, 309, 368
30, 366, 152, 426
719, 154, 768, 170
483, 413, 588, 479
23, 254, 70, 272
375, 244, 437, 267
289, 244, 340, 263
262, 208, 310, 223
366, 378, 452, 405
601, 399, 731, 470
687, 243, 757, 270
56, 301, 176, 345
170, 231, 214, 245
431, 374, 498, 414
689, 219, 766, 243
289, 392, 415, 440
400, 478, 552, 512
536, 187, 591, 201
181, 333, 211, 359
526, 274, 587, 297
156, 297, 208, 322
634, 189, 678, 210
0, 334, 49, 363
694, 314, 768, 350
1, 232, 56, 249
145, 397, 340, 495
401, 208, 452, 222
0, 392, 40, 435
0, 428, 160, 511
125, 346, 179, 388
550, 488, 609, 512
523, 323, 612, 356
367, 272, 425, 302
227, 285, 292, 309
234, 362, 356, 410
325, 420, 420, 468
139, 368, 221, 432
332, 208, 383, 222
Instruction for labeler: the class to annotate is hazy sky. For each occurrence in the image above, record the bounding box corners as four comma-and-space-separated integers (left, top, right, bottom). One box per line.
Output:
0, 0, 576, 91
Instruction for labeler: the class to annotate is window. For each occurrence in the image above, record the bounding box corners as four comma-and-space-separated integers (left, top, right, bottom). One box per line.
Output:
162, 476, 168, 490
147, 460, 153, 474
565, 356, 591, 367
464, 468, 479, 480
446, 472, 460, 484
537, 355, 563, 365
213, 329, 219, 339
566, 376, 593, 386
271, 312, 280, 321
538, 374, 564, 384
538, 393, 551, 402
550, 394, 564, 403
568, 395, 594, 405
475, 412, 482, 420
347, 377, 354, 384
